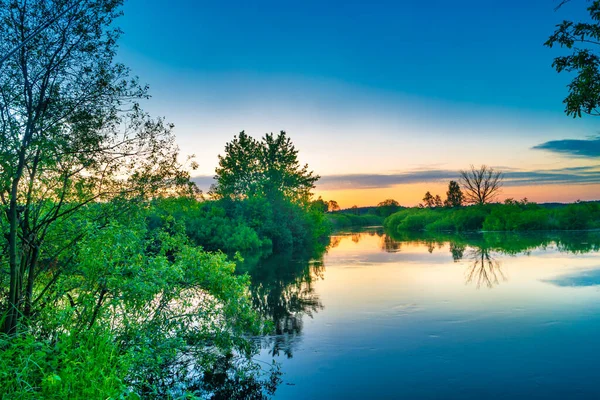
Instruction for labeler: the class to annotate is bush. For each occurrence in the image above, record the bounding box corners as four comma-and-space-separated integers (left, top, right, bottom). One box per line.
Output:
385, 201, 600, 233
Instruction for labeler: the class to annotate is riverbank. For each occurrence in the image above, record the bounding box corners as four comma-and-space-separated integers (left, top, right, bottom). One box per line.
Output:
384, 200, 600, 233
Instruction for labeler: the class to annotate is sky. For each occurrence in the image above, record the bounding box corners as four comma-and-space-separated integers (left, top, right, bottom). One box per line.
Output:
116, 0, 600, 207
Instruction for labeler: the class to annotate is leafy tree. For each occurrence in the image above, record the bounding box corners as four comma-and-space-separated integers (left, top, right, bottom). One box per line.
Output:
0, 0, 194, 335
444, 180, 464, 208
377, 199, 400, 216
311, 196, 329, 213
422, 192, 435, 208
546, 0, 600, 117
459, 165, 503, 205
434, 195, 443, 208
212, 131, 319, 203
328, 200, 340, 212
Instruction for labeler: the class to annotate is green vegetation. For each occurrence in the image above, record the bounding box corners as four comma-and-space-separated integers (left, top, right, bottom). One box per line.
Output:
325, 199, 403, 229
0, 2, 328, 398
328, 212, 384, 229
149, 196, 331, 255
385, 199, 600, 233
386, 230, 600, 256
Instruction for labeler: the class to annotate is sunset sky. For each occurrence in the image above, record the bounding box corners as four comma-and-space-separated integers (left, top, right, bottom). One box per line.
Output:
117, 0, 600, 207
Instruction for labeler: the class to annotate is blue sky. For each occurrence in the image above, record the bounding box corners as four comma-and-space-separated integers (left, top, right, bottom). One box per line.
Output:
116, 0, 600, 206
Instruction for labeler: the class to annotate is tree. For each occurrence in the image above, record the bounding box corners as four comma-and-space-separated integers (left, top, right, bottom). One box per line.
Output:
459, 165, 503, 205
422, 192, 435, 208
327, 200, 340, 212
0, 0, 194, 335
311, 196, 328, 213
377, 198, 400, 216
546, 0, 600, 117
444, 180, 464, 208
350, 205, 360, 215
434, 195, 443, 208
212, 131, 319, 203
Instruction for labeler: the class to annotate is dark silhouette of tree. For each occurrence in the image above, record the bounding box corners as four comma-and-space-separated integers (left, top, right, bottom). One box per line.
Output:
328, 200, 340, 212
422, 192, 435, 208
444, 180, 464, 208
377, 199, 400, 216
351, 205, 360, 215
465, 247, 506, 289
546, 0, 600, 117
434, 195, 443, 208
459, 165, 503, 205
212, 131, 319, 203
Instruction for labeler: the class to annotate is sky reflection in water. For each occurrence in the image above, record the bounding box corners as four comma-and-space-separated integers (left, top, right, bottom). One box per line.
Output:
255, 230, 600, 399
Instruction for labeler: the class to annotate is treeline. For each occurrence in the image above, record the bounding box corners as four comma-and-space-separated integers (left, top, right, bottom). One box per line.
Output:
385, 199, 600, 233
326, 199, 402, 229
150, 195, 330, 255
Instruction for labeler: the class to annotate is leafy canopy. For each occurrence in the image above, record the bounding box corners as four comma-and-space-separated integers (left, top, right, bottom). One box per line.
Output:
546, 0, 600, 117
212, 131, 319, 203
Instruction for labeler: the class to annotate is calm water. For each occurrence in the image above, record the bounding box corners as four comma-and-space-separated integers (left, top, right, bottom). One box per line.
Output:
248, 229, 600, 399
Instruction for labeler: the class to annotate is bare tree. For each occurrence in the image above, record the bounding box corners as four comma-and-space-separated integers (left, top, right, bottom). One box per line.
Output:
459, 165, 503, 205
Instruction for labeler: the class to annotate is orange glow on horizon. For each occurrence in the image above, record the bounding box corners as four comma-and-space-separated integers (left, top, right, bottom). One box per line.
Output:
315, 183, 600, 208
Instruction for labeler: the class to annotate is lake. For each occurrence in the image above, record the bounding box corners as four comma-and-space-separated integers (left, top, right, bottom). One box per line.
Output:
249, 229, 600, 399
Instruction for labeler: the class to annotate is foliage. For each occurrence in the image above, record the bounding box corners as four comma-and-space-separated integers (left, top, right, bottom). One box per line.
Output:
327, 200, 340, 212
546, 0, 600, 117
444, 180, 464, 208
0, 202, 281, 399
384, 200, 600, 233
422, 191, 435, 208
149, 197, 331, 255
0, 0, 196, 335
327, 213, 383, 229
376, 199, 401, 217
211, 131, 318, 203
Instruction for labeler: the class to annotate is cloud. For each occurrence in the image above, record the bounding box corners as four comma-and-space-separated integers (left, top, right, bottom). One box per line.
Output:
532, 137, 600, 158
191, 176, 216, 192
317, 170, 459, 190
316, 166, 600, 190
191, 166, 600, 192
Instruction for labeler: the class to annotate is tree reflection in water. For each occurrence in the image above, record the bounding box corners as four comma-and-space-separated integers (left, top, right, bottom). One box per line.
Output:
464, 247, 506, 289
238, 249, 326, 358
242, 230, 600, 360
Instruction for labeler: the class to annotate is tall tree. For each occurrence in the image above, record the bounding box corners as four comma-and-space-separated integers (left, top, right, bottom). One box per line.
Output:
546, 0, 600, 117
444, 180, 464, 207
327, 200, 340, 212
422, 191, 435, 208
459, 165, 503, 205
212, 131, 319, 203
0, 0, 193, 334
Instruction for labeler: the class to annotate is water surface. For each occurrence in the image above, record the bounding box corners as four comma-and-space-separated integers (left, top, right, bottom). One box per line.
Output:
251, 230, 600, 399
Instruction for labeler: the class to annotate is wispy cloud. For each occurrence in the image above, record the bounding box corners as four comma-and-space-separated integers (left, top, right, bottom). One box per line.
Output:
191, 166, 600, 192
532, 136, 600, 158
315, 166, 600, 190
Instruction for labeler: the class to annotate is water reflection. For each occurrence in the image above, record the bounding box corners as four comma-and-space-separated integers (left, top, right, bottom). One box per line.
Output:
464, 248, 506, 289
238, 248, 326, 358
243, 230, 600, 359
253, 229, 600, 399
339, 229, 600, 289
